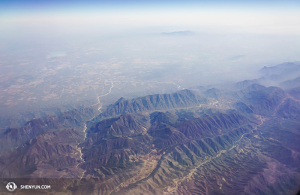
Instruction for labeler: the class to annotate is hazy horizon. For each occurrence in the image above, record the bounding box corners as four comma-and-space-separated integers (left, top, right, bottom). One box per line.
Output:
1, 0, 300, 35
1, 0, 300, 119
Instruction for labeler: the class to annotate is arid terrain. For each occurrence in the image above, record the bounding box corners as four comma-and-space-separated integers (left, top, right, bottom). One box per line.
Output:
1, 62, 300, 194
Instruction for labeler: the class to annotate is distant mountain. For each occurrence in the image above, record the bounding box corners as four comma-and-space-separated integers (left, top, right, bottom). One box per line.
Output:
203, 88, 222, 99
269, 73, 284, 81
229, 55, 246, 61
260, 62, 300, 81
161, 30, 195, 36
189, 85, 207, 92
260, 62, 300, 76
280, 76, 300, 89
235, 77, 266, 89
237, 84, 286, 115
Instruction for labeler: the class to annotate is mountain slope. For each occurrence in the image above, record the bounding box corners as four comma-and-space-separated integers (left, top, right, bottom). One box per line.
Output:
237, 84, 286, 115
89, 89, 207, 125
1, 73, 300, 195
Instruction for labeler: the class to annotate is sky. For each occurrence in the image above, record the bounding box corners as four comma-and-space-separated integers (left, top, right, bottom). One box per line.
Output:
1, 0, 300, 36
1, 0, 300, 117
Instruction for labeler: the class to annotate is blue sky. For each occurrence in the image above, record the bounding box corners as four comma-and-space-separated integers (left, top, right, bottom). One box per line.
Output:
1, 0, 300, 17
1, 0, 300, 12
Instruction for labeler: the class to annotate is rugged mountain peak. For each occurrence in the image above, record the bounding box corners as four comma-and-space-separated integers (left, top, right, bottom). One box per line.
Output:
89, 114, 148, 140
175, 89, 194, 95
150, 112, 178, 125
237, 84, 286, 115
115, 97, 126, 104
92, 89, 207, 123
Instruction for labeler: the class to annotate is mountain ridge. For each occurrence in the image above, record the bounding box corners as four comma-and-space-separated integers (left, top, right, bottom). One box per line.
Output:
2, 63, 300, 194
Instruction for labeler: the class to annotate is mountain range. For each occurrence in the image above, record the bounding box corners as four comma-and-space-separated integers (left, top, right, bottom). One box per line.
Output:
1, 63, 300, 195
